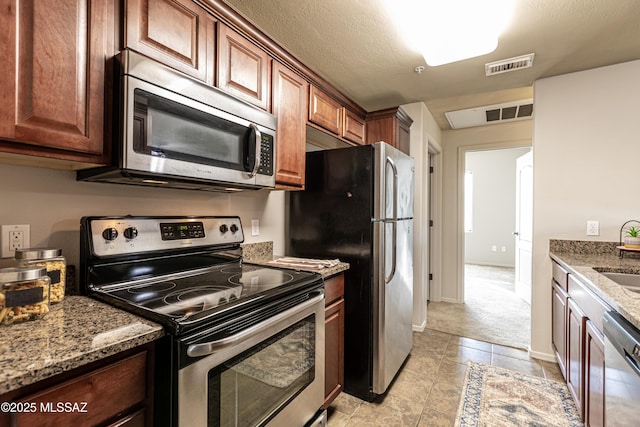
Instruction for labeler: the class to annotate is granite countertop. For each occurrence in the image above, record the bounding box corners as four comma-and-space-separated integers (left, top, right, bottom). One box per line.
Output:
550, 241, 640, 330
0, 296, 164, 395
241, 241, 350, 278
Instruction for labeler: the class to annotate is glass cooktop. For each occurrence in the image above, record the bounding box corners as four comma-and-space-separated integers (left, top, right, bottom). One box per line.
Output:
98, 263, 322, 328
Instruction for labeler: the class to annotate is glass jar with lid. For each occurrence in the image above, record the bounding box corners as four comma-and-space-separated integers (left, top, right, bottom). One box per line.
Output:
0, 266, 51, 326
15, 248, 66, 303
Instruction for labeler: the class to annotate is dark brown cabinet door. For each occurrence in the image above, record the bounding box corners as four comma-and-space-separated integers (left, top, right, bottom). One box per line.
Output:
324, 298, 344, 409
125, 0, 214, 83
342, 109, 366, 145
308, 86, 341, 135
322, 274, 345, 409
217, 23, 271, 110
366, 107, 413, 155
552, 282, 569, 379
567, 297, 586, 419
12, 351, 149, 426
0, 0, 115, 162
585, 320, 605, 427
272, 61, 307, 188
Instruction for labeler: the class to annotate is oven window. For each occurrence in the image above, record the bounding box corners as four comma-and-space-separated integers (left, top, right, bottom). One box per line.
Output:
133, 89, 251, 171
207, 315, 316, 427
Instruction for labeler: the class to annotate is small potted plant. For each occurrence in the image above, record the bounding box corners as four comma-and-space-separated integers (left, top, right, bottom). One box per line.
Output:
624, 226, 640, 249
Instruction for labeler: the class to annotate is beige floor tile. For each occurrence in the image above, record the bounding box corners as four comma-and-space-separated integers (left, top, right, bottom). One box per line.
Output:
451, 336, 492, 352
346, 394, 424, 427
330, 392, 365, 417
540, 359, 565, 382
402, 348, 443, 375
386, 366, 434, 402
423, 374, 464, 416
491, 353, 545, 377
327, 407, 351, 427
417, 408, 456, 427
491, 343, 531, 360
443, 342, 492, 365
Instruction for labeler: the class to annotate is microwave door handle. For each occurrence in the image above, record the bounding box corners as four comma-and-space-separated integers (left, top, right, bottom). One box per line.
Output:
248, 123, 261, 178
186, 292, 324, 358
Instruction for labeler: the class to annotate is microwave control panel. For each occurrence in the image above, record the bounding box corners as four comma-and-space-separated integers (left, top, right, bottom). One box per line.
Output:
257, 134, 273, 176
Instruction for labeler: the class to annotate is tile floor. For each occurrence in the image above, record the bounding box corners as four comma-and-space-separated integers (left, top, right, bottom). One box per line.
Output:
326, 328, 563, 426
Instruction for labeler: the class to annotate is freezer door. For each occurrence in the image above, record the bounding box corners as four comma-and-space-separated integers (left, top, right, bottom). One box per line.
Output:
374, 142, 414, 221
372, 218, 413, 394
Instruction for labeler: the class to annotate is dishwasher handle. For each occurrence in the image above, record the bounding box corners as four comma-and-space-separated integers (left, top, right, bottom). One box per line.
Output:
604, 311, 640, 369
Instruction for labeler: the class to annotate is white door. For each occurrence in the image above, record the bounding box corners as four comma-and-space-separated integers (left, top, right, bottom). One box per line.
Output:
515, 150, 533, 304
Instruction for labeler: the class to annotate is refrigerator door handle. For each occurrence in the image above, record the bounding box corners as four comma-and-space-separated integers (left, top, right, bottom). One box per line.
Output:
386, 156, 399, 220
384, 156, 399, 284
385, 221, 397, 284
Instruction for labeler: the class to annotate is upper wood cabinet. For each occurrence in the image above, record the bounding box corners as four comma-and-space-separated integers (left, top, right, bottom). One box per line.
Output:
125, 0, 215, 84
217, 23, 271, 111
308, 86, 342, 135
0, 0, 116, 164
366, 107, 413, 155
342, 109, 366, 145
272, 61, 308, 188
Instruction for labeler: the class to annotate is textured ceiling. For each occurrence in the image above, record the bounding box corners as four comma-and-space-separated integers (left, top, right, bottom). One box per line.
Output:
222, 0, 640, 129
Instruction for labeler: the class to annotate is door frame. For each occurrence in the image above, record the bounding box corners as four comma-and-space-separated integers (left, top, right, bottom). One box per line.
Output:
455, 142, 532, 304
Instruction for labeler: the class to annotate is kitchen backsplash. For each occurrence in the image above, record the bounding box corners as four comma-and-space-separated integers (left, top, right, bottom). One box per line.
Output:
550, 239, 619, 255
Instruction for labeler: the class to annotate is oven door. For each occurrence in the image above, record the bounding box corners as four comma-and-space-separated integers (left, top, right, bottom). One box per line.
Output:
178, 292, 325, 427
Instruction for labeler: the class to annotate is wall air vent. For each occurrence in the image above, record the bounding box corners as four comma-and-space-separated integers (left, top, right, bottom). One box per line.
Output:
485, 53, 535, 76
446, 99, 534, 129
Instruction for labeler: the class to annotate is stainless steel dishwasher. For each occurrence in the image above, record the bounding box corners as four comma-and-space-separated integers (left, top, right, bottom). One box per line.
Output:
603, 311, 640, 426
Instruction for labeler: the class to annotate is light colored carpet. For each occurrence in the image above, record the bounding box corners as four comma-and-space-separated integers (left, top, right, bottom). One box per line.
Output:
455, 361, 582, 427
426, 264, 531, 350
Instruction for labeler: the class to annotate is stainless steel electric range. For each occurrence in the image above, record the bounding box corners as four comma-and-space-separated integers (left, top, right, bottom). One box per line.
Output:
80, 216, 326, 427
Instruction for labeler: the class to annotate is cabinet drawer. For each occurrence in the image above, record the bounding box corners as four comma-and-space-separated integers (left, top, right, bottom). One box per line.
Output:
552, 261, 569, 290
568, 274, 611, 333
324, 274, 344, 306
14, 351, 148, 426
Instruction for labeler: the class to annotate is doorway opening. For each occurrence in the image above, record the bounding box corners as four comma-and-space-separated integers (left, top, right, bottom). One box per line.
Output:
462, 146, 532, 349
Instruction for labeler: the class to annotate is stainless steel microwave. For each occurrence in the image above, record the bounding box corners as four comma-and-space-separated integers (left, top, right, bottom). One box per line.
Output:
78, 50, 276, 192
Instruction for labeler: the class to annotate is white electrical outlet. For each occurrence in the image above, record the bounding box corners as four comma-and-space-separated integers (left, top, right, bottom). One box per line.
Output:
251, 219, 260, 236
1, 224, 31, 258
491, 245, 497, 252
501, 246, 507, 252
586, 220, 600, 236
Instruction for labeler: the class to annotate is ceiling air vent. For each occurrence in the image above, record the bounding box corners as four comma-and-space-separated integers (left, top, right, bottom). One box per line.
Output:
446, 99, 534, 129
485, 53, 535, 76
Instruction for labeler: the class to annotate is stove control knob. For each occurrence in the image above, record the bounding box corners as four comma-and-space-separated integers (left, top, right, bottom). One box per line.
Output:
102, 227, 118, 241
219, 224, 229, 233
230, 224, 239, 233
124, 227, 138, 240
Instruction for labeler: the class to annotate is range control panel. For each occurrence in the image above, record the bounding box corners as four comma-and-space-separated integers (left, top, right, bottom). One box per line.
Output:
86, 216, 244, 257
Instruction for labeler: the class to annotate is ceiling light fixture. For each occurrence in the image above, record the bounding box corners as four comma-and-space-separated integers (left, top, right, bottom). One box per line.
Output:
386, 0, 516, 66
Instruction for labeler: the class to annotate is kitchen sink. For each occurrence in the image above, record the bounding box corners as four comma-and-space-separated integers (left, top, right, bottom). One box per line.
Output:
600, 272, 640, 292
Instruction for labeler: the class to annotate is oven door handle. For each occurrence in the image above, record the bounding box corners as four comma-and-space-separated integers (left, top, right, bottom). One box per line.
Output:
186, 292, 324, 358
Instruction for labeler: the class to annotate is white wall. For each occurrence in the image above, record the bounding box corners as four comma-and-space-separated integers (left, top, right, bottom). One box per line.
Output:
0, 164, 286, 269
441, 121, 533, 303
465, 147, 531, 267
401, 102, 442, 331
531, 59, 640, 358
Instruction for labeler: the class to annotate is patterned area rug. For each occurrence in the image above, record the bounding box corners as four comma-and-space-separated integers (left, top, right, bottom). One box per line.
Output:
455, 361, 583, 427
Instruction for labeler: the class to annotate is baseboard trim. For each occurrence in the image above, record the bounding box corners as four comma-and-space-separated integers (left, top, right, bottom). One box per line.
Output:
413, 320, 426, 332
528, 349, 556, 362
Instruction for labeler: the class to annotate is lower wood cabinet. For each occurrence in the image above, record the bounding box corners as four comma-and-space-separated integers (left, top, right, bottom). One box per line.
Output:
585, 320, 605, 427
323, 273, 345, 409
551, 259, 610, 424
0, 345, 154, 427
566, 297, 586, 418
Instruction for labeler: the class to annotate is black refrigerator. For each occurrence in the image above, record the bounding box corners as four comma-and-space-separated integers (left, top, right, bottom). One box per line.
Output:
287, 141, 414, 401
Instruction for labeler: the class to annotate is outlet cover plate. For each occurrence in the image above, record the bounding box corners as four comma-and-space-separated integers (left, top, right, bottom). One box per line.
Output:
586, 220, 600, 236
1, 224, 30, 258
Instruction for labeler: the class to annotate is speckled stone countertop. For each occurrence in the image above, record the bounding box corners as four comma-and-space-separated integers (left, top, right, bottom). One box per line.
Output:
0, 296, 163, 395
241, 242, 349, 278
550, 239, 640, 330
